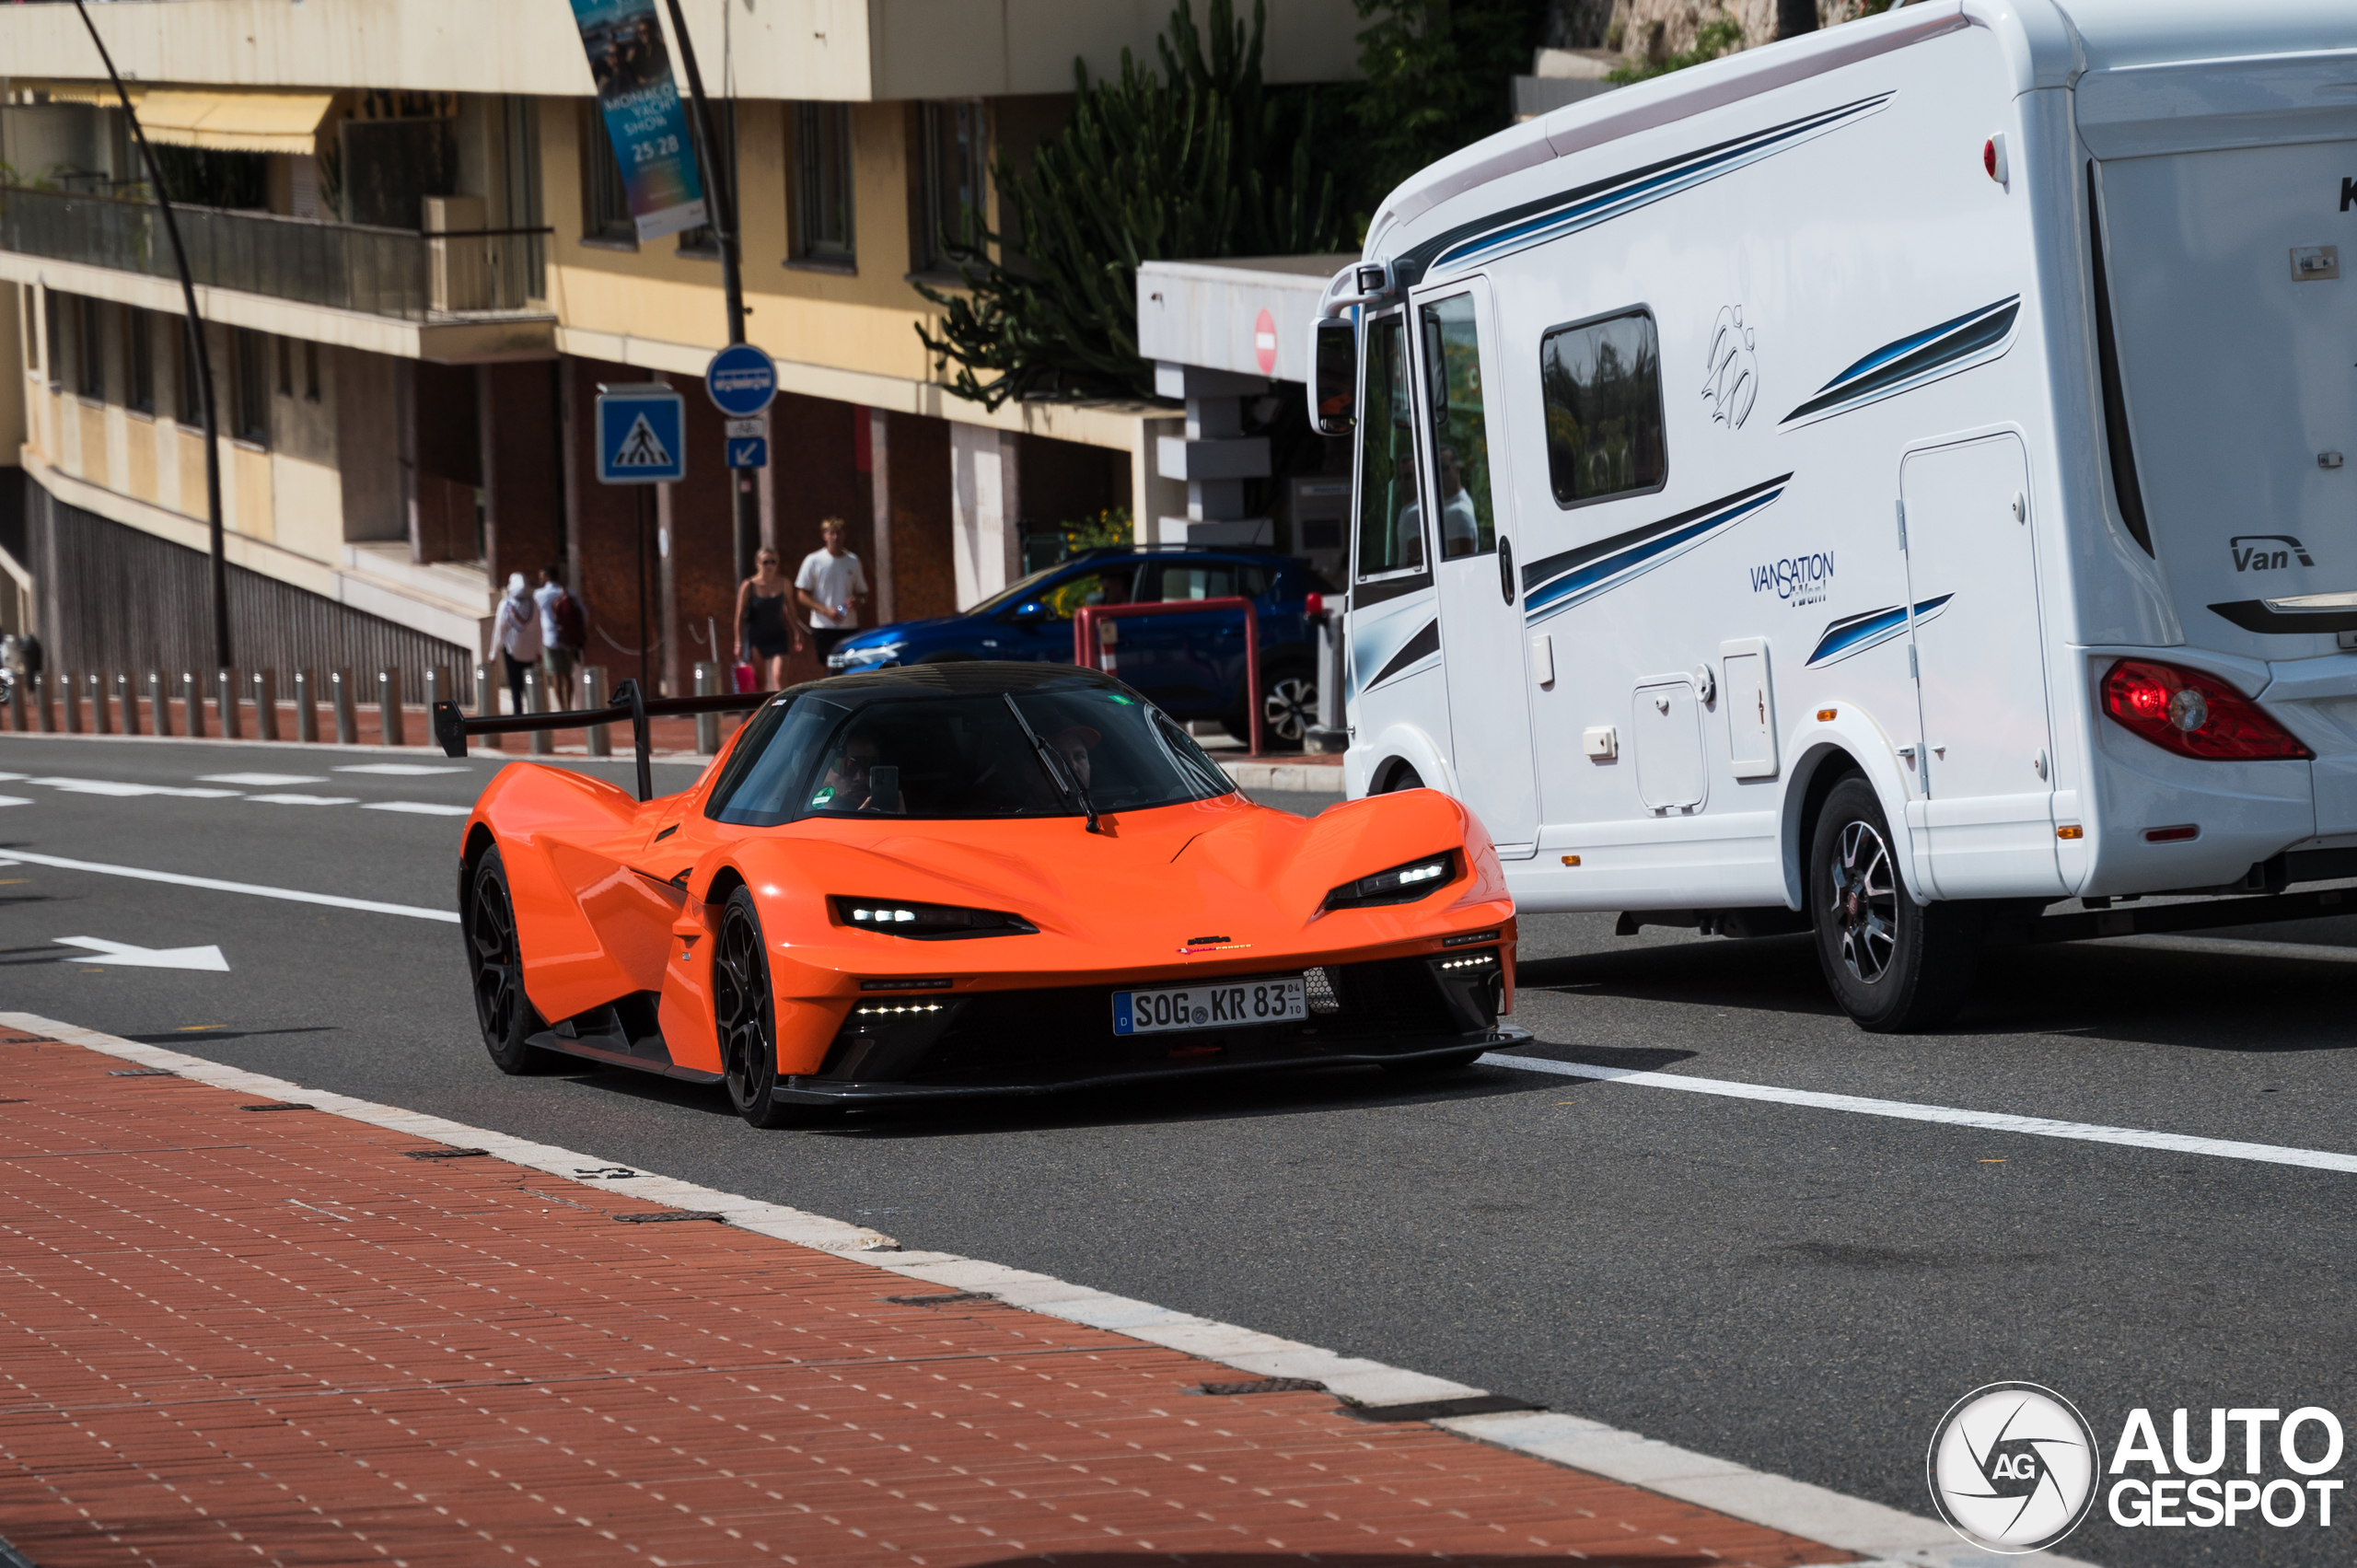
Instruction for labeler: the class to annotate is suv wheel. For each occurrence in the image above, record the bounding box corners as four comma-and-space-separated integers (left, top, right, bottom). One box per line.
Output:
1807, 776, 1981, 1032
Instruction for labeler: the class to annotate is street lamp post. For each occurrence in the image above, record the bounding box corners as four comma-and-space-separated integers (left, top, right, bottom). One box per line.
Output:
72, 0, 231, 672
660, 0, 761, 589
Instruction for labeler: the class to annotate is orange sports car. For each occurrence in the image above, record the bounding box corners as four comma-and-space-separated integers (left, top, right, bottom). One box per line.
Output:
450, 663, 1518, 1126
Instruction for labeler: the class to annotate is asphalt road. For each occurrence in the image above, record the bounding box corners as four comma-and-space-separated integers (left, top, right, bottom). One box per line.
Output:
5, 730, 2353, 1567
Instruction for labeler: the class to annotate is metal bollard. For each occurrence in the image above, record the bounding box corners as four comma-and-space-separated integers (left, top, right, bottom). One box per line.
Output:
330, 668, 358, 745
293, 670, 318, 743
250, 669, 280, 741
423, 668, 448, 721
114, 672, 139, 736
33, 672, 53, 732
474, 662, 503, 750
62, 671, 82, 734
524, 668, 552, 755
215, 668, 241, 739
5, 672, 22, 732
693, 662, 719, 755
181, 672, 204, 738
145, 671, 171, 737
377, 668, 405, 747
582, 665, 610, 757
87, 672, 111, 735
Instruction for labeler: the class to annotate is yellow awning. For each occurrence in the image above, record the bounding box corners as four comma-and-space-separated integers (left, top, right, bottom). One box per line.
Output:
9, 83, 331, 154
134, 90, 334, 155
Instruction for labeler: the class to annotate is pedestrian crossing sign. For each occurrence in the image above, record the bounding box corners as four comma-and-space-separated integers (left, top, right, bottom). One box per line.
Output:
596, 387, 686, 484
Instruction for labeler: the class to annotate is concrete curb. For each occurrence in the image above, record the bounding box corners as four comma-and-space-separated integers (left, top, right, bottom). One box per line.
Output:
1218, 758, 1345, 794
0, 1009, 2092, 1568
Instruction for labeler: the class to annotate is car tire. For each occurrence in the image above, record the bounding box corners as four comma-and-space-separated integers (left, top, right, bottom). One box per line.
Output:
1224, 660, 1315, 752
1807, 776, 1981, 1032
713, 886, 830, 1129
1379, 762, 1423, 793
467, 846, 560, 1074
1378, 1048, 1486, 1074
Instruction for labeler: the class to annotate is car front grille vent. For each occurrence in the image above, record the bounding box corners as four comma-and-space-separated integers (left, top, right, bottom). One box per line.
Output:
1303, 966, 1343, 1015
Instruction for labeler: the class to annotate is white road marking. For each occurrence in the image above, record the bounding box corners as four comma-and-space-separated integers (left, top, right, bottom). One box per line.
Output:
200, 772, 327, 785
33, 777, 242, 798
1482, 1052, 2357, 1174
52, 935, 229, 971
244, 793, 362, 806
334, 763, 469, 776
0, 795, 29, 807
360, 800, 472, 817
3, 1007, 2054, 1568
2098, 932, 2357, 965
0, 850, 456, 923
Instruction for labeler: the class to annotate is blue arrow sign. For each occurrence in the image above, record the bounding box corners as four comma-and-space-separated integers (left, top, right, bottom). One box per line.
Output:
726, 436, 768, 470
705, 343, 778, 417
596, 388, 685, 484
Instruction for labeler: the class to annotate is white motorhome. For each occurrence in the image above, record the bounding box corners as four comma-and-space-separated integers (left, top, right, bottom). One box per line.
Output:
1310, 0, 2357, 1028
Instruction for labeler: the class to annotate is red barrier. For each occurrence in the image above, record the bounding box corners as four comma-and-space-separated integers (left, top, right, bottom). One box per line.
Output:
1073, 596, 1262, 757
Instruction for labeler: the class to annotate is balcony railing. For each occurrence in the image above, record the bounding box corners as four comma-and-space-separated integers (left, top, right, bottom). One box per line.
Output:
0, 185, 549, 321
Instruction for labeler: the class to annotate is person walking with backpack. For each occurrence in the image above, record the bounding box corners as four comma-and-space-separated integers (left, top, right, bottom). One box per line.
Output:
494, 573, 543, 715
535, 564, 585, 710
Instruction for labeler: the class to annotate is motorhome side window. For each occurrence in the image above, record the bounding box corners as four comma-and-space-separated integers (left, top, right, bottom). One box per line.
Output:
1353, 314, 1424, 578
1539, 309, 1666, 507
1419, 295, 1497, 558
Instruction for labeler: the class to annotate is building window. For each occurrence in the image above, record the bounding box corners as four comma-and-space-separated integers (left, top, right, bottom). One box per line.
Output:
75, 296, 106, 401
303, 340, 321, 402
127, 309, 155, 415
579, 103, 637, 247
42, 289, 63, 389
792, 103, 853, 266
912, 100, 986, 275
174, 319, 203, 427
231, 329, 271, 445
1538, 308, 1666, 507
276, 335, 294, 398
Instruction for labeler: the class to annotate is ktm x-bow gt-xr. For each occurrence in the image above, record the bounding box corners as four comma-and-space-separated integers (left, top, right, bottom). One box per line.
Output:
457, 663, 1517, 1125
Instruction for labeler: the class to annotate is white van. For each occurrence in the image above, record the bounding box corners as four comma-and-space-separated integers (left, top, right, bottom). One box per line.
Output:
1310, 0, 2357, 1029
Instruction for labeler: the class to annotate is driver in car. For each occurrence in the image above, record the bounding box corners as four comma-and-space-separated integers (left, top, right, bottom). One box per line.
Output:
812, 733, 907, 813
1047, 724, 1099, 792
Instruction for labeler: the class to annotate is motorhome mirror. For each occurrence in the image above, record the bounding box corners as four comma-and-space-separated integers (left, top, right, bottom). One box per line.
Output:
1312, 317, 1357, 436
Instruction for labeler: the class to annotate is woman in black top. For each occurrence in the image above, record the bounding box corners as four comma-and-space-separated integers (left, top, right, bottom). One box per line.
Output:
735, 547, 800, 691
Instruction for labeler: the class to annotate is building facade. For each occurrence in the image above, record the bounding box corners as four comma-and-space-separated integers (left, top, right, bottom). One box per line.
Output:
0, 0, 1360, 698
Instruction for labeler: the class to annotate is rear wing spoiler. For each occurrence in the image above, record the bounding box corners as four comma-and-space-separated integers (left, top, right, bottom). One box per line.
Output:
430, 679, 771, 802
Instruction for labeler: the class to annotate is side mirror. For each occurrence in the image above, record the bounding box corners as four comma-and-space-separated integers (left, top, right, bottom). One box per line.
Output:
1007, 600, 1050, 623
1311, 316, 1356, 436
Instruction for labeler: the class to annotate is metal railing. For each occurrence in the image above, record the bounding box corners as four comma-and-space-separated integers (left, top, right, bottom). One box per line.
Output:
0, 184, 549, 319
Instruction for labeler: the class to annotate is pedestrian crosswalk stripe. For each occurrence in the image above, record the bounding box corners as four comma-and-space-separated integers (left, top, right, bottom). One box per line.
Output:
612, 412, 674, 469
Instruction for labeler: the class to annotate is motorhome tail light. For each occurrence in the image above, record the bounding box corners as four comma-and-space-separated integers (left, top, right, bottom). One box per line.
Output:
1983, 134, 2007, 185
2100, 658, 2312, 761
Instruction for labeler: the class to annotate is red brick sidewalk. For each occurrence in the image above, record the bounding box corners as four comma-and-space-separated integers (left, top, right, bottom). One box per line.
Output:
0, 1023, 1847, 1568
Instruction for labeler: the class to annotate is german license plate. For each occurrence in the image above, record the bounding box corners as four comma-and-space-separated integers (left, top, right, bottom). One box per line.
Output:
1113, 976, 1306, 1035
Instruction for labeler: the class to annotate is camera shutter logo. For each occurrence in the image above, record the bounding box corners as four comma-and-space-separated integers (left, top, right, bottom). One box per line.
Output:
1927, 1382, 2102, 1553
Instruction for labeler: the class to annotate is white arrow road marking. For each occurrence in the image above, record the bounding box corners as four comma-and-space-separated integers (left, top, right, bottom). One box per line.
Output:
0, 796, 29, 807
32, 777, 243, 798
53, 935, 230, 971
1482, 1052, 2357, 1173
0, 850, 456, 922
245, 794, 362, 806
360, 801, 471, 817
200, 772, 327, 785
334, 763, 469, 776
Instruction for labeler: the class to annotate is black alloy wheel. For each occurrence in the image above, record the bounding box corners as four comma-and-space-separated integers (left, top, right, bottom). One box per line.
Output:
1806, 775, 1981, 1032
468, 846, 556, 1074
1226, 663, 1316, 751
714, 887, 819, 1128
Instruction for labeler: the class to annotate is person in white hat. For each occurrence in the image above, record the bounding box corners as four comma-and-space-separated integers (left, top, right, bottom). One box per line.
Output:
494, 571, 545, 715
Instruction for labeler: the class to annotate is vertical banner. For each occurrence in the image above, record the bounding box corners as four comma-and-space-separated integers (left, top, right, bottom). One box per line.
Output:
569, 0, 708, 241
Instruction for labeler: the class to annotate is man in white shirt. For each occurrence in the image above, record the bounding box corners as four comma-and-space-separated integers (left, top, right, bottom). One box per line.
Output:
532, 564, 577, 709
795, 517, 869, 663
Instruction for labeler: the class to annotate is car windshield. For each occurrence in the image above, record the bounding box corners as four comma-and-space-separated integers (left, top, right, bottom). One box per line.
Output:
964, 563, 1074, 617
706, 686, 1234, 826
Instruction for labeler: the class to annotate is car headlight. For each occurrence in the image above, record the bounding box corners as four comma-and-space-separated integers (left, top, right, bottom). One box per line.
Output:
1321, 851, 1459, 911
830, 897, 1038, 939
828, 642, 902, 669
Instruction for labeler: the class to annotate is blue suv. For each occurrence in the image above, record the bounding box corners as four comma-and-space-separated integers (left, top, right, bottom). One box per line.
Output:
826, 546, 1330, 749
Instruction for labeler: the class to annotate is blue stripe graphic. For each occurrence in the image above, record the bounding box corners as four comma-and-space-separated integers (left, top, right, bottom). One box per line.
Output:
1524, 484, 1786, 623
1782, 299, 2019, 426
1805, 594, 1953, 667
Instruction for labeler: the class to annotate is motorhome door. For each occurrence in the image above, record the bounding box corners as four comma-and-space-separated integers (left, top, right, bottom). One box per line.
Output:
1411, 276, 1540, 854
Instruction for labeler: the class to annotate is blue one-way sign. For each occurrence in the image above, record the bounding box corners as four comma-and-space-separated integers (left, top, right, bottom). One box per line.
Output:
596, 386, 685, 484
